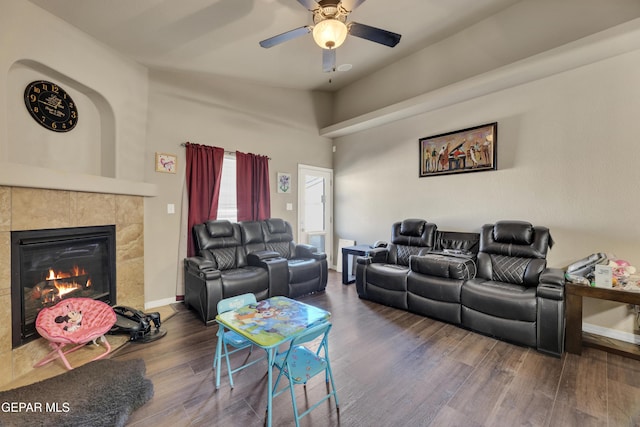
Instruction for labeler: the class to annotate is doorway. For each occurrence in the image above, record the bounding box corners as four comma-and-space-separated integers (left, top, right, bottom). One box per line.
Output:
297, 164, 333, 268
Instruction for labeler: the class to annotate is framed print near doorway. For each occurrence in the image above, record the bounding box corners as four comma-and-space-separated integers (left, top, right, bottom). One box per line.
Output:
419, 122, 497, 177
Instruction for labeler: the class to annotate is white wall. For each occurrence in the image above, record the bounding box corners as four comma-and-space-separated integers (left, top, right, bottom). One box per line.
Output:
0, 0, 149, 184
143, 69, 333, 305
333, 0, 640, 123
0, 1, 333, 310
333, 47, 640, 337
7, 0, 640, 340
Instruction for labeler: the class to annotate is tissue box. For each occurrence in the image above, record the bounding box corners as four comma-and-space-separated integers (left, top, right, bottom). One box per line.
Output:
594, 265, 613, 288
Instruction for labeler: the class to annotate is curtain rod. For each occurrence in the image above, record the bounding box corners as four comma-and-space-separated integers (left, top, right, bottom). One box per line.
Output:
179, 143, 270, 159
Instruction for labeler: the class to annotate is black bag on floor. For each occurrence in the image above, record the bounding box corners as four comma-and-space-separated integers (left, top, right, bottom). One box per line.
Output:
109, 306, 167, 343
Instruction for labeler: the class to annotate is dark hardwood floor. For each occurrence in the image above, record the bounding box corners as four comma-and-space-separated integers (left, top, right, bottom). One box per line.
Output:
115, 271, 640, 426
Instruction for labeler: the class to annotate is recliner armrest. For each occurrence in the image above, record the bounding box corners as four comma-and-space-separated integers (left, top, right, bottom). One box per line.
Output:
184, 256, 214, 271
246, 253, 288, 297
537, 268, 565, 300
184, 257, 221, 280
366, 246, 389, 263
356, 247, 388, 267
295, 244, 327, 260
356, 255, 371, 265
248, 250, 281, 262
540, 268, 565, 286
310, 252, 327, 261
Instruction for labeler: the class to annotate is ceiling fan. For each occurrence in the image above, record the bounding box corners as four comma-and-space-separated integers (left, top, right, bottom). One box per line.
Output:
259, 0, 402, 72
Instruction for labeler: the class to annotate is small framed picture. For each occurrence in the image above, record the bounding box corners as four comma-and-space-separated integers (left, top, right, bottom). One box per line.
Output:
277, 172, 291, 193
156, 152, 177, 173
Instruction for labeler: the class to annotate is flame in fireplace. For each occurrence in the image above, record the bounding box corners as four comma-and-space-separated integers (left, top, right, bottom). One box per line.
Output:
39, 266, 91, 299
54, 281, 81, 297
47, 266, 87, 280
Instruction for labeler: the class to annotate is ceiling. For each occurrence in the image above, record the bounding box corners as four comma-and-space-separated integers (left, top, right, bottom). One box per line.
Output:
27, 0, 524, 92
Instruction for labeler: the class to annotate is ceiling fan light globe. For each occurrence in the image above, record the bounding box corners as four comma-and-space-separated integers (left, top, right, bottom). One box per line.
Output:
313, 19, 348, 49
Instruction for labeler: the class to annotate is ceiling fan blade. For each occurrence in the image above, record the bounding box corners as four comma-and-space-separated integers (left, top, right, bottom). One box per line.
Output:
297, 0, 319, 10
348, 22, 401, 47
259, 26, 311, 48
322, 49, 336, 73
341, 0, 367, 12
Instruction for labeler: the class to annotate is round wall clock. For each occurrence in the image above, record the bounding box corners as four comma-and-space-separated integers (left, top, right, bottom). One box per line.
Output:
24, 80, 78, 132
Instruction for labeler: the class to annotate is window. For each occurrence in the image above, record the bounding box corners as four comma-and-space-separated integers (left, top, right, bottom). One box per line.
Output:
217, 153, 237, 222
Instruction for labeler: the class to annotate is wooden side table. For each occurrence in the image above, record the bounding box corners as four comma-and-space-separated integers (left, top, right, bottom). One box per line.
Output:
341, 245, 370, 284
565, 282, 640, 359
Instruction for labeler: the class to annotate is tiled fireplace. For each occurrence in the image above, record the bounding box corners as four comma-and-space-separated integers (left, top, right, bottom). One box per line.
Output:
11, 225, 117, 347
0, 186, 144, 387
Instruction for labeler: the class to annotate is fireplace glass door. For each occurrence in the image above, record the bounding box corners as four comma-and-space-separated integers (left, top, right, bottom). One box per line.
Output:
11, 225, 116, 347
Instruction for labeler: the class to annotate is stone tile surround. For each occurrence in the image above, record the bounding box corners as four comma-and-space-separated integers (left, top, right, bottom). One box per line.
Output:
0, 186, 144, 387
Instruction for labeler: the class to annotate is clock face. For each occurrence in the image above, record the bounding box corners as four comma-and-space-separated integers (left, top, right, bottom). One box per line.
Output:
24, 80, 78, 132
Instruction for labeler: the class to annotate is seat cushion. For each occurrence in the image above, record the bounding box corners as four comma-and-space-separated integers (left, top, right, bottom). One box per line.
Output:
220, 267, 269, 296
407, 274, 464, 303
366, 264, 410, 291
461, 278, 537, 322
36, 298, 116, 344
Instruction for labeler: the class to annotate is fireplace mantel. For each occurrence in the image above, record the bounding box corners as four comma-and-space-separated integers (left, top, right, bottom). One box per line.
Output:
0, 162, 157, 197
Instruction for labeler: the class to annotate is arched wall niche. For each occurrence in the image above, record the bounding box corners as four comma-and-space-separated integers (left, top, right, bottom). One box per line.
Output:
6, 59, 116, 178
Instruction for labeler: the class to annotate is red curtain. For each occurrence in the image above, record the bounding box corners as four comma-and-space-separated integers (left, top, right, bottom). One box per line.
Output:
236, 151, 271, 221
185, 142, 225, 256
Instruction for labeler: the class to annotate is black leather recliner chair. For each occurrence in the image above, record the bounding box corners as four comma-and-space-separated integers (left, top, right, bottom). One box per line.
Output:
183, 220, 286, 325
356, 219, 437, 310
461, 220, 565, 356
260, 218, 328, 298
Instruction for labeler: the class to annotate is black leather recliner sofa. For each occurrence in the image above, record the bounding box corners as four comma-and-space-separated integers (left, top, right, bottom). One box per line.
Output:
184, 218, 327, 325
357, 219, 565, 357
355, 218, 437, 310
461, 221, 564, 356
259, 218, 328, 298
356, 219, 480, 311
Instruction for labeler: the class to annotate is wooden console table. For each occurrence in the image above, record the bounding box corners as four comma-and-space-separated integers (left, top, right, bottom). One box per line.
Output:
565, 282, 640, 359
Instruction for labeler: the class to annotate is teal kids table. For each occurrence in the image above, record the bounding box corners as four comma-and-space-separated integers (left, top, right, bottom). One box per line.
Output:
215, 296, 331, 427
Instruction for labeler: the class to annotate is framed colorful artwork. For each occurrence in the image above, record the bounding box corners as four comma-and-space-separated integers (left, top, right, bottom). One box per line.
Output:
419, 122, 497, 177
277, 172, 291, 193
155, 152, 177, 174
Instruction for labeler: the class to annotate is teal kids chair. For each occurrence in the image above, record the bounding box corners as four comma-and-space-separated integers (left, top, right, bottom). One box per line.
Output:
272, 322, 339, 426
214, 293, 265, 389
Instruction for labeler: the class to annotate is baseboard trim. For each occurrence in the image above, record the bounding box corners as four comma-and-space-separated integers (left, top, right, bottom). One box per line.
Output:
145, 297, 179, 310
582, 322, 640, 345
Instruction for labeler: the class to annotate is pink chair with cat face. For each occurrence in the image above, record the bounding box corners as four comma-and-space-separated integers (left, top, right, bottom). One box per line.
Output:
34, 297, 117, 370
